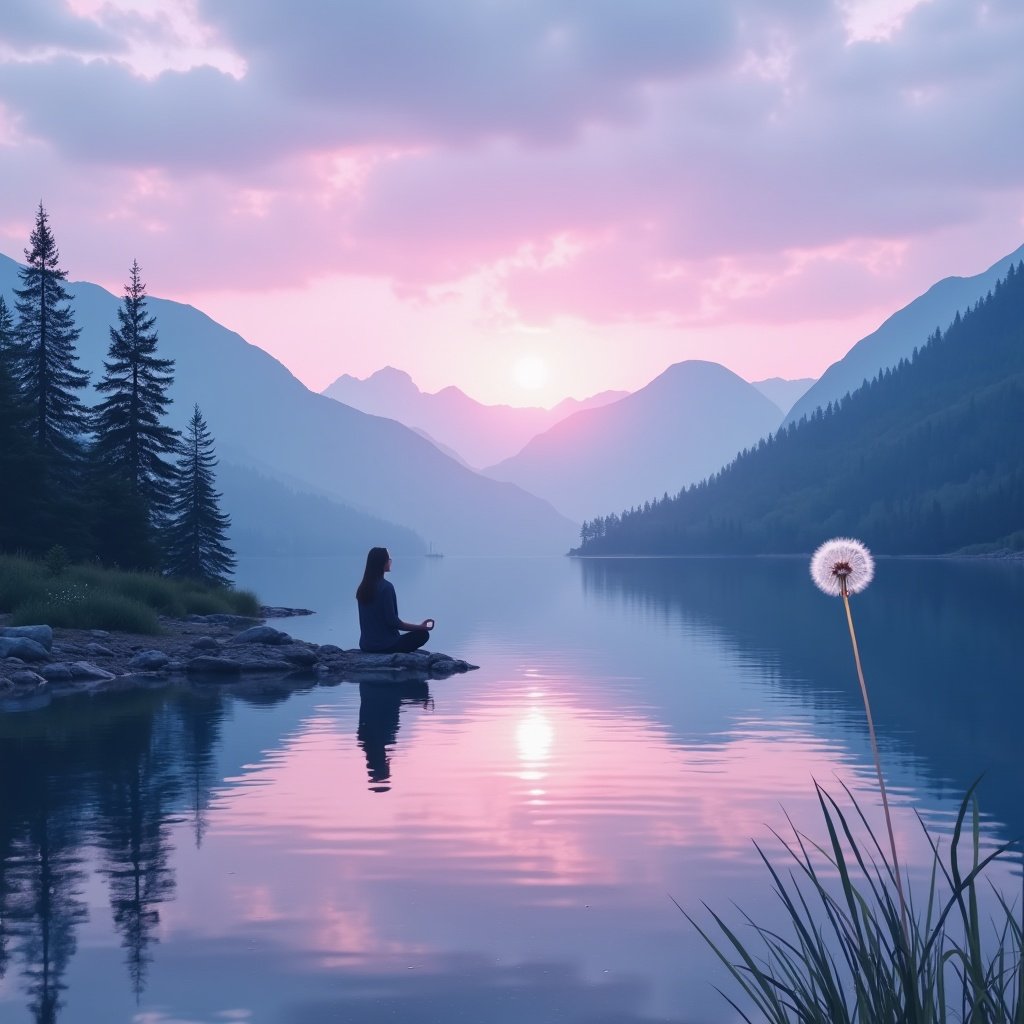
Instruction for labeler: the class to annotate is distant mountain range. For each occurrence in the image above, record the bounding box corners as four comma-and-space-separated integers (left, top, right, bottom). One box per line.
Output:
0, 253, 576, 555
323, 366, 627, 468
751, 377, 816, 417
482, 360, 783, 522
576, 259, 1024, 555
787, 242, 1024, 425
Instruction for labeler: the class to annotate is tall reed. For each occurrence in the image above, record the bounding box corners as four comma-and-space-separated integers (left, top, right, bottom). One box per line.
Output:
682, 782, 1022, 1023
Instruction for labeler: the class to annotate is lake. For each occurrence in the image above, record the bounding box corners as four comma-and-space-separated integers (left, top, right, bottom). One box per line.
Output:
1, 555, 1021, 1024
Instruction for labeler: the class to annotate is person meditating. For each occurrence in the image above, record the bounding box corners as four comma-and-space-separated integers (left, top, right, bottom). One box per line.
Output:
356, 547, 434, 653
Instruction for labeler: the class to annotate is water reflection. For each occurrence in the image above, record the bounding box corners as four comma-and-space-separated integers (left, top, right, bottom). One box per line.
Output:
579, 557, 1024, 842
357, 682, 432, 792
0, 557, 1020, 1023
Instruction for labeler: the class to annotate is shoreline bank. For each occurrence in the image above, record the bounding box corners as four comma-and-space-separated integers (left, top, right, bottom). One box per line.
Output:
0, 609, 477, 711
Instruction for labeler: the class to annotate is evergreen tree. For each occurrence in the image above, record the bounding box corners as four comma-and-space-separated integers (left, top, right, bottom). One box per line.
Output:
13, 203, 90, 460
0, 295, 14, 356
92, 260, 178, 513
0, 297, 44, 551
166, 405, 236, 585
90, 261, 178, 568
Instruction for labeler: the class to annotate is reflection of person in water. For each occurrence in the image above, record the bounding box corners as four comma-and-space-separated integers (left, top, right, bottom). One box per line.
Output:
357, 681, 431, 792
356, 547, 435, 653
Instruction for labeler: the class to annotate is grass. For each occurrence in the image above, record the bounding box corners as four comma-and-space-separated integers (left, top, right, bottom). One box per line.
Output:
0, 552, 261, 634
683, 781, 1023, 1023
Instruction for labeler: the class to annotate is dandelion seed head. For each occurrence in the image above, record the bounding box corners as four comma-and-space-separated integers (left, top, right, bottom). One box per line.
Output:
810, 537, 875, 597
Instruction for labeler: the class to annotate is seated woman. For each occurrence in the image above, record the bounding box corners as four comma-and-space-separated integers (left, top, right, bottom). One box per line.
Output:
356, 547, 434, 653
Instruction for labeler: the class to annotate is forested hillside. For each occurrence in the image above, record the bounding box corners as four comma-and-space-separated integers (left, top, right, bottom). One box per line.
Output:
575, 263, 1024, 556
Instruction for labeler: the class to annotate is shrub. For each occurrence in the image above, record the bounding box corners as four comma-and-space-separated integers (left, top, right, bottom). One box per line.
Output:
44, 544, 69, 577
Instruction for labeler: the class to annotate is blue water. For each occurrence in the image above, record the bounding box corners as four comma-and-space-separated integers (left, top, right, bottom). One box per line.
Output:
0, 555, 1021, 1023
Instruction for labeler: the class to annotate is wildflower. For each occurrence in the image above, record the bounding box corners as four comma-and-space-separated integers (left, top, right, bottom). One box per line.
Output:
810, 536, 874, 596
811, 535, 907, 941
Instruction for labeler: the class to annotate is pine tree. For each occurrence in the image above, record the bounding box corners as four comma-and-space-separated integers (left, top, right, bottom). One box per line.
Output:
0, 295, 13, 357
166, 405, 236, 585
93, 261, 178, 509
90, 261, 178, 568
0, 296, 44, 551
13, 203, 91, 460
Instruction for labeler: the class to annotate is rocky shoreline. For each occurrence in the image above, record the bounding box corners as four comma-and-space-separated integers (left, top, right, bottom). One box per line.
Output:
0, 609, 478, 711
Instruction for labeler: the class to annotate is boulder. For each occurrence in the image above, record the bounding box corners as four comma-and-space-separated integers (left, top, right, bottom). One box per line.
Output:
0, 624, 53, 650
280, 647, 318, 667
0, 637, 50, 662
69, 662, 116, 681
86, 643, 115, 657
190, 637, 219, 651
39, 663, 73, 683
129, 650, 170, 672
229, 625, 292, 646
9, 669, 46, 687
318, 644, 344, 656
187, 656, 243, 676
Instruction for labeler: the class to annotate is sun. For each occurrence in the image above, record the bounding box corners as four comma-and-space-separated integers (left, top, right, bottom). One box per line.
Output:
512, 353, 549, 391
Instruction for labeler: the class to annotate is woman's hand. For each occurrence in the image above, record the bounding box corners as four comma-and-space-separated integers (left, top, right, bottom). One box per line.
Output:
422, 619, 435, 630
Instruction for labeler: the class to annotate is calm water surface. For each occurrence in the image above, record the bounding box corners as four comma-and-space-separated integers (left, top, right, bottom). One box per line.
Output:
1, 556, 1022, 1024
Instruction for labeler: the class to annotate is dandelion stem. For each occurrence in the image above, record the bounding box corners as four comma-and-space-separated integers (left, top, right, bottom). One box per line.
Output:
841, 579, 910, 946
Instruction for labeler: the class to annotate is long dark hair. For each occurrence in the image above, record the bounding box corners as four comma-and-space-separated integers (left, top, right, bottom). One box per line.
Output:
356, 547, 390, 604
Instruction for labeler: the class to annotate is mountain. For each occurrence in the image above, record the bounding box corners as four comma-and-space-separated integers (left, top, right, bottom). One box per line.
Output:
0, 253, 576, 555
481, 360, 783, 523
787, 242, 1024, 425
217, 462, 423, 556
575, 261, 1024, 556
751, 377, 816, 417
322, 366, 628, 468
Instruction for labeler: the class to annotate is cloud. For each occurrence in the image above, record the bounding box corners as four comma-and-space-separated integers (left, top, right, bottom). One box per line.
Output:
0, 0, 1020, 345
0, 0, 125, 55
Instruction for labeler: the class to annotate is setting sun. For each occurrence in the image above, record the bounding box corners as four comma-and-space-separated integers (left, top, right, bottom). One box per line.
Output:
513, 353, 549, 391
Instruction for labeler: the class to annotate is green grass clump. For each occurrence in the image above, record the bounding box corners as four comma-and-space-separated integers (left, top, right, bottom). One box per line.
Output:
0, 552, 261, 631
0, 553, 48, 611
685, 781, 1022, 1023
11, 587, 160, 634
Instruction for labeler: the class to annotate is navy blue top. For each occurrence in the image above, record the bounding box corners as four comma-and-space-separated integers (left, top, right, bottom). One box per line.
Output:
358, 578, 401, 652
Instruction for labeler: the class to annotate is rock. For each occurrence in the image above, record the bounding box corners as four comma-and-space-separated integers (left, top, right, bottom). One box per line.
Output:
318, 644, 344, 656
0, 637, 50, 662
190, 637, 219, 651
9, 669, 46, 687
0, 624, 53, 650
280, 647, 318, 667
187, 656, 243, 676
39, 664, 73, 683
90, 629, 111, 639
260, 606, 314, 618
86, 643, 115, 657
186, 613, 260, 627
129, 650, 170, 671
69, 661, 116, 681
236, 659, 296, 674
229, 625, 292, 646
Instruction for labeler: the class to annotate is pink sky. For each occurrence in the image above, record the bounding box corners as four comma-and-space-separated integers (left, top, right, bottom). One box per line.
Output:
1, 0, 1022, 406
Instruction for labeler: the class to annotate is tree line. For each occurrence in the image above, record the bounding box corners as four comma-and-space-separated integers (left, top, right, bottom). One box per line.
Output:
0, 203, 235, 585
574, 261, 1024, 556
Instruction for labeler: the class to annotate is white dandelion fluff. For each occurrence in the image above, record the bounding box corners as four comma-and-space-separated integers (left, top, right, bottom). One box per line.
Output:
810, 537, 875, 597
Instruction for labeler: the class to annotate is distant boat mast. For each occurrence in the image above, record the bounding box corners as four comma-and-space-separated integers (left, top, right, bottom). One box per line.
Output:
426, 541, 444, 558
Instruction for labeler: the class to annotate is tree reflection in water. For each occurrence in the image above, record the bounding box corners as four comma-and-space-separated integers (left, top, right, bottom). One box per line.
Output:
0, 688, 228, 1021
